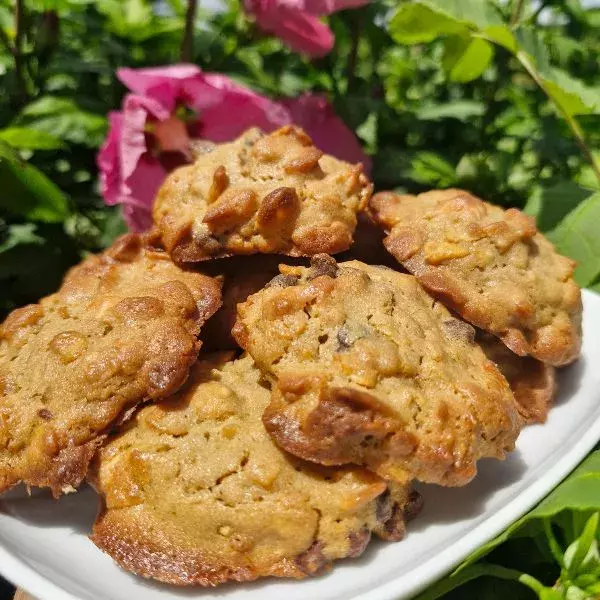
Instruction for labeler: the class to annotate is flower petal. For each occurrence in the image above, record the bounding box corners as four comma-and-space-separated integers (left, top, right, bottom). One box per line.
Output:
283, 93, 372, 172
97, 111, 123, 206
302, 0, 370, 15
246, 1, 334, 58
117, 64, 203, 112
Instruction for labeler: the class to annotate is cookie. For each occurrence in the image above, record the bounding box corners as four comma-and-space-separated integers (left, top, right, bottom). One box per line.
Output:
153, 126, 372, 263
200, 255, 296, 351
90, 354, 420, 586
233, 257, 520, 486
368, 189, 582, 366
0, 234, 221, 497
477, 331, 555, 424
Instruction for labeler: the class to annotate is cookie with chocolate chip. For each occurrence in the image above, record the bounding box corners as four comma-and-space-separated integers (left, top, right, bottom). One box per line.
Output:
368, 189, 582, 366
91, 354, 418, 586
153, 126, 372, 262
0, 233, 221, 497
233, 257, 520, 487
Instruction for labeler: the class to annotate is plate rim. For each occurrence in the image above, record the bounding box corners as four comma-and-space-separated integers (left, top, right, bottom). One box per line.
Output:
2, 291, 600, 600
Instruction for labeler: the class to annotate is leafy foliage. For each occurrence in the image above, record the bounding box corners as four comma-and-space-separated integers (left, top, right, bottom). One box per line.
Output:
417, 451, 600, 600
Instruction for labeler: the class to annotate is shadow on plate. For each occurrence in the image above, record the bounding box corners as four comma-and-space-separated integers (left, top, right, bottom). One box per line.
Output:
552, 356, 586, 409
0, 484, 97, 535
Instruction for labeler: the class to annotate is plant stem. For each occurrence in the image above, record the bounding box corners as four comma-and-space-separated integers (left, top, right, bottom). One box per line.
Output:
14, 0, 28, 103
516, 51, 600, 186
347, 14, 362, 91
180, 0, 198, 63
510, 0, 526, 25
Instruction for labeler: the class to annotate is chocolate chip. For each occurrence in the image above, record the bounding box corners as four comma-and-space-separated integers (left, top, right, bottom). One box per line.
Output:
266, 274, 299, 288
442, 319, 476, 344
295, 541, 328, 575
308, 254, 338, 280
403, 489, 424, 522
38, 408, 53, 420
347, 528, 372, 558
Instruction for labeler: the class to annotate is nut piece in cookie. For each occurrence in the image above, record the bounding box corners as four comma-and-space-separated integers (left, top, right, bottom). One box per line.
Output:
477, 331, 555, 424
153, 126, 373, 262
233, 257, 521, 487
368, 189, 582, 366
90, 354, 419, 586
0, 233, 221, 497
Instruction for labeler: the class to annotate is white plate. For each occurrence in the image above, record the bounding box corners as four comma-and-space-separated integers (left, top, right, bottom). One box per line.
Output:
1, 291, 600, 600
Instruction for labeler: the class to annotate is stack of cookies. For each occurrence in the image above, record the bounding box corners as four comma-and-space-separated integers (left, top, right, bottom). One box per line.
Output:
0, 125, 582, 587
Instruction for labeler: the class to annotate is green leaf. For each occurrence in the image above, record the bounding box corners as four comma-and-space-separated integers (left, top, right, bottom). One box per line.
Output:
389, 0, 501, 45
16, 97, 107, 148
442, 35, 494, 82
482, 25, 517, 52
410, 151, 457, 187
0, 224, 44, 253
549, 192, 600, 286
0, 141, 69, 223
524, 183, 592, 232
416, 100, 485, 121
541, 68, 600, 116
389, 3, 465, 44
0, 127, 64, 150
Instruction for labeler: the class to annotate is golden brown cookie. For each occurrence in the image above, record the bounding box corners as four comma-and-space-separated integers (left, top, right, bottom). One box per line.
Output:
153, 126, 372, 263
233, 257, 520, 487
0, 234, 221, 497
90, 354, 420, 586
477, 331, 555, 424
368, 189, 582, 366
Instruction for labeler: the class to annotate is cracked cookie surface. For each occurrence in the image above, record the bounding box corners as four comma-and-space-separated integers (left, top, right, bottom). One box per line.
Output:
233, 257, 520, 486
368, 189, 582, 366
477, 331, 555, 424
153, 126, 372, 262
0, 233, 221, 496
90, 354, 419, 586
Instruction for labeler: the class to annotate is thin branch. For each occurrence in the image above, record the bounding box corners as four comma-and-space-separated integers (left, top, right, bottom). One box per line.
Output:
347, 14, 362, 91
517, 51, 600, 186
14, 0, 28, 103
510, 0, 526, 25
180, 0, 198, 63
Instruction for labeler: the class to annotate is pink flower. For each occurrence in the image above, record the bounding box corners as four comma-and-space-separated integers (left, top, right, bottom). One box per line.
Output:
283, 93, 371, 173
244, 0, 370, 58
97, 64, 290, 231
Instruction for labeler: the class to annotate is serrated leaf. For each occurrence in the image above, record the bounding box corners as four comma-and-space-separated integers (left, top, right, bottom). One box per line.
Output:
548, 192, 600, 286
0, 127, 64, 150
524, 183, 592, 232
442, 35, 494, 82
0, 141, 69, 223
